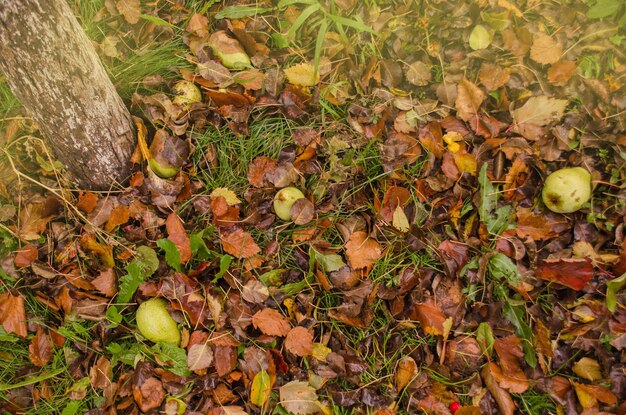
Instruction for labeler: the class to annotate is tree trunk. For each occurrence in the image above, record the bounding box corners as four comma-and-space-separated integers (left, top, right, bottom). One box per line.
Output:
0, 0, 135, 190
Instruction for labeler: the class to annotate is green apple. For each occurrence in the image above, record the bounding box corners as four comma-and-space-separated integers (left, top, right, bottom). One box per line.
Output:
136, 298, 180, 345
273, 187, 305, 221
172, 80, 202, 106
542, 167, 592, 213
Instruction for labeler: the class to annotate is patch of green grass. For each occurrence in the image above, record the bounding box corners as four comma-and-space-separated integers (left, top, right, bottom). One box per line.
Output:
513, 389, 557, 415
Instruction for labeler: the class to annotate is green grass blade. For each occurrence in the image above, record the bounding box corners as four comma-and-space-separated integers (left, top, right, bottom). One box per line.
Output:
286, 3, 321, 38
313, 19, 328, 79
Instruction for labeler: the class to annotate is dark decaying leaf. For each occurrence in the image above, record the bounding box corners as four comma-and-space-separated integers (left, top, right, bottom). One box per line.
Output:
535, 258, 594, 290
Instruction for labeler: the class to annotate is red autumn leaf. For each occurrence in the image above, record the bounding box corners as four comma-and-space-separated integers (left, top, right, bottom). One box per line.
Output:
166, 212, 192, 263
412, 300, 446, 336
284, 326, 313, 357
28, 326, 53, 367
492, 335, 529, 393
535, 258, 594, 290
252, 308, 291, 337
220, 227, 260, 259
0, 292, 27, 337
345, 231, 381, 270
14, 244, 38, 267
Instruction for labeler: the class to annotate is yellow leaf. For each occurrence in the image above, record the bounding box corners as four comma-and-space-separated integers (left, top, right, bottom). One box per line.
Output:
392, 205, 410, 232
210, 187, 241, 206
284, 63, 319, 87
395, 356, 417, 391
250, 370, 272, 407
311, 343, 331, 361
572, 357, 602, 381
454, 152, 478, 175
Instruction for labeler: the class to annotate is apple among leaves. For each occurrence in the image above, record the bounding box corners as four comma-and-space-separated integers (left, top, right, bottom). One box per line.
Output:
542, 167, 592, 213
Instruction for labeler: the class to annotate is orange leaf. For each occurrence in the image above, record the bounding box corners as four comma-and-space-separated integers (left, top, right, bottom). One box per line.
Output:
482, 364, 516, 415
77, 191, 99, 213
284, 326, 313, 357
220, 228, 261, 259
252, 308, 291, 337
345, 231, 381, 270
91, 268, 117, 297
455, 78, 484, 122
14, 244, 38, 267
535, 258, 594, 290
80, 234, 115, 268
395, 356, 418, 391
105, 205, 130, 232
412, 300, 446, 335
166, 213, 192, 263
28, 326, 53, 367
492, 335, 529, 393
0, 292, 27, 337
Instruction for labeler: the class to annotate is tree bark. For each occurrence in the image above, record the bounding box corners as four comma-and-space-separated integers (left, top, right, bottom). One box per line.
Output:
0, 0, 135, 190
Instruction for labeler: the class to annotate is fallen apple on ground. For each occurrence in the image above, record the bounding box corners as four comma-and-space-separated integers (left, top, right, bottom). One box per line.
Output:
542, 167, 592, 213
273, 187, 306, 221
172, 80, 202, 106
136, 297, 181, 345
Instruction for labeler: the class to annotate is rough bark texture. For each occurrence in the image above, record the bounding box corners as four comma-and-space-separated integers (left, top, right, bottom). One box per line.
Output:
0, 0, 135, 190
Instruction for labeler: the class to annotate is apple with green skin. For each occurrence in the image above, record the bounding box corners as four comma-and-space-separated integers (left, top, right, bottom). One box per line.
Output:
172, 80, 202, 106
136, 298, 180, 345
542, 167, 592, 213
273, 187, 305, 221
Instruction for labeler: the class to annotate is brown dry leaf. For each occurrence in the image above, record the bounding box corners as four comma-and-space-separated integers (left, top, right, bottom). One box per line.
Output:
412, 300, 446, 335
0, 292, 27, 337
185, 13, 209, 37
290, 198, 315, 225
77, 191, 98, 213
572, 382, 617, 408
166, 213, 192, 263
345, 231, 381, 270
215, 346, 238, 377
18, 201, 54, 241
90, 356, 112, 389
511, 96, 568, 140
535, 258, 594, 290
80, 233, 115, 268
234, 69, 265, 91
482, 364, 516, 415
514, 207, 568, 241
493, 336, 529, 393
28, 326, 52, 367
479, 63, 510, 91
188, 343, 214, 371
395, 356, 417, 391
547, 60, 576, 85
116, 0, 141, 24
455, 78, 484, 121
279, 381, 319, 415
530, 33, 562, 65
284, 326, 313, 357
91, 268, 117, 297
105, 205, 129, 232
133, 377, 165, 413
220, 228, 261, 259
247, 157, 277, 187
14, 244, 38, 267
252, 308, 291, 337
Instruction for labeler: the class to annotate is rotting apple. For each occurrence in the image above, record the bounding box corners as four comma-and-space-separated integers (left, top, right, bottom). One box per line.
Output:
136, 297, 181, 345
172, 80, 202, 106
273, 187, 305, 221
542, 167, 592, 213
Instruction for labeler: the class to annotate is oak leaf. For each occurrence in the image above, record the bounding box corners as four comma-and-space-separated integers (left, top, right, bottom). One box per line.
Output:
252, 308, 291, 337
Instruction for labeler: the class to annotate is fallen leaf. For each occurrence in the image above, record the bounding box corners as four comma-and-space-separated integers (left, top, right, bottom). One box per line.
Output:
392, 205, 410, 232
116, 0, 141, 24
80, 234, 115, 268
89, 355, 112, 389
252, 308, 291, 337
290, 198, 315, 225
469, 25, 492, 50
572, 382, 617, 408
284, 63, 319, 87
405, 61, 431, 86
535, 258, 594, 290
512, 96, 568, 127
572, 357, 602, 381
514, 207, 568, 241
284, 326, 313, 357
250, 370, 272, 407
188, 343, 214, 371
345, 231, 382, 270
220, 228, 261, 259
77, 191, 98, 213
210, 188, 241, 206
455, 79, 484, 121
185, 13, 209, 37
18, 201, 55, 241
105, 205, 129, 232
279, 381, 319, 415
133, 376, 165, 413
395, 356, 417, 391
166, 213, 192, 263
547, 60, 576, 85
530, 33, 562, 65
493, 336, 529, 393
28, 326, 52, 366
215, 346, 238, 377
247, 157, 277, 187
479, 63, 510, 91
482, 364, 516, 415
91, 268, 117, 297
14, 244, 37, 267
412, 300, 446, 335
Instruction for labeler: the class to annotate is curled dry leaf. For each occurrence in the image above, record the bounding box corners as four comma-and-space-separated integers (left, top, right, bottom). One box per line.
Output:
252, 308, 291, 337
220, 227, 261, 259
284, 326, 313, 357
166, 213, 192, 263
482, 364, 516, 415
395, 356, 417, 391
345, 231, 382, 270
493, 335, 529, 393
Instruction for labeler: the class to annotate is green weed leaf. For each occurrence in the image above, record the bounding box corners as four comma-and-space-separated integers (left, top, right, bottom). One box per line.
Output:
488, 253, 522, 286
586, 0, 622, 18
216, 5, 274, 19
157, 238, 182, 271
117, 262, 145, 304
151, 342, 191, 376
607, 272, 626, 312
476, 322, 494, 356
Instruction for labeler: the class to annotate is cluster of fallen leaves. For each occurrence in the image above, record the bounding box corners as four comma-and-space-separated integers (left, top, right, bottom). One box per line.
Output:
1, 0, 625, 414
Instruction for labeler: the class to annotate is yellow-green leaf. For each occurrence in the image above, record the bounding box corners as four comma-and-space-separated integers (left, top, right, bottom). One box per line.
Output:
250, 370, 272, 407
